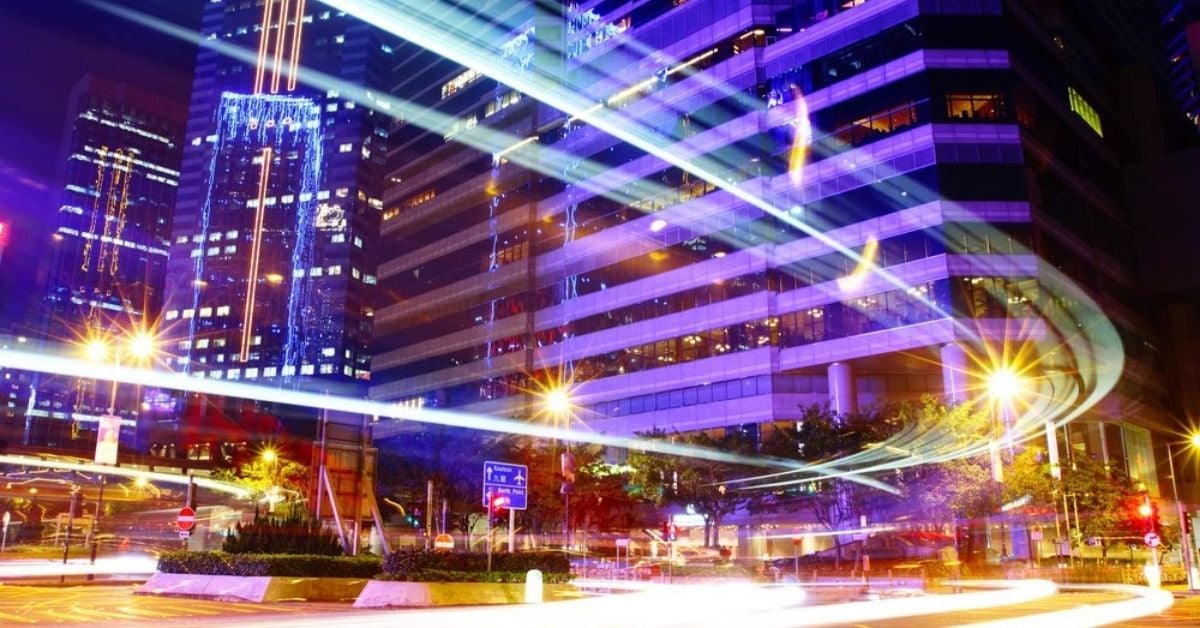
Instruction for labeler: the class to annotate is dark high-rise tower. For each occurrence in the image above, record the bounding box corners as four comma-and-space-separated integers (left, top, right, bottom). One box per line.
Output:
21, 74, 185, 448
42, 75, 186, 336
162, 2, 395, 395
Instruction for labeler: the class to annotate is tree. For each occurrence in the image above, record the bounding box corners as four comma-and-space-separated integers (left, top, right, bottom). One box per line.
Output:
629, 429, 760, 547
212, 453, 309, 512
374, 426, 494, 538
760, 404, 910, 565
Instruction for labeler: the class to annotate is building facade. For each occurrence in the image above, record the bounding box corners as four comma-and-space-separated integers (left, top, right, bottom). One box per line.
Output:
1161, 0, 1200, 128
370, 0, 1180, 495
21, 75, 185, 449
161, 1, 395, 401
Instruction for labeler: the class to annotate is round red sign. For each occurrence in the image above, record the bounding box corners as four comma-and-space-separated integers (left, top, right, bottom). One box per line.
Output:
177, 506, 196, 532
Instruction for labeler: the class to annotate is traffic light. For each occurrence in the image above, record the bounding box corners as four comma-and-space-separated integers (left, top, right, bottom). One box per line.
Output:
660, 521, 677, 542
1185, 514, 1195, 538
488, 493, 509, 521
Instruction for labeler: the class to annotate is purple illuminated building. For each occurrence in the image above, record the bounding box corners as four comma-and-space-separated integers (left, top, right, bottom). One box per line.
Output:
372, 1, 1180, 496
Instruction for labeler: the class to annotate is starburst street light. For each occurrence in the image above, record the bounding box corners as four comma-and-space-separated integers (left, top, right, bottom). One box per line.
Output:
84, 338, 109, 362
986, 367, 1025, 402
543, 388, 572, 419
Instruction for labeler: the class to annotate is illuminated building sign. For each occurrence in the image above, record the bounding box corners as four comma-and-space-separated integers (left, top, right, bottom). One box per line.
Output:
0, 222, 7, 248
1067, 86, 1103, 137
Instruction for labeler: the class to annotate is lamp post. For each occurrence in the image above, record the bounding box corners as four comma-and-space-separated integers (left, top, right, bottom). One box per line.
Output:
1166, 434, 1199, 592
986, 367, 1024, 564
541, 385, 573, 551
81, 328, 156, 569
261, 448, 281, 513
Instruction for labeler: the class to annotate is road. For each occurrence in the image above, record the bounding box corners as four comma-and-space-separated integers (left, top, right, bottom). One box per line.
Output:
0, 580, 1191, 627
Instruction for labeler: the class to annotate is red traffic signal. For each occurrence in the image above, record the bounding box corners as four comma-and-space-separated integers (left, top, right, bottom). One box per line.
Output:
660, 521, 677, 542
488, 493, 509, 514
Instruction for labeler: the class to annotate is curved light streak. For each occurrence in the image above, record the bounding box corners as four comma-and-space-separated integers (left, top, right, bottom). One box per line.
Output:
963, 584, 1174, 628
835, 235, 878, 292
0, 453, 251, 498
0, 347, 900, 491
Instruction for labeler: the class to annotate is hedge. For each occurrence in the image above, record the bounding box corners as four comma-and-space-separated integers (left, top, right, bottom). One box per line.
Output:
381, 548, 572, 581
157, 551, 382, 578
379, 569, 574, 584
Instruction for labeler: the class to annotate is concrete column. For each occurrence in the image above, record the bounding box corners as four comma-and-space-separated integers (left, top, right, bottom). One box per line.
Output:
828, 362, 856, 416
941, 342, 970, 405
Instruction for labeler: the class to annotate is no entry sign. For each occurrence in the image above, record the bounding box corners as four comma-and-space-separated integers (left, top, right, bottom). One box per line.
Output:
177, 506, 196, 532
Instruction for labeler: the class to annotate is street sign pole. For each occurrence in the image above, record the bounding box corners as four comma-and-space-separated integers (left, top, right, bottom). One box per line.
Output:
1, 511, 9, 553
62, 491, 80, 584
508, 508, 515, 553
485, 496, 492, 573
87, 475, 106, 580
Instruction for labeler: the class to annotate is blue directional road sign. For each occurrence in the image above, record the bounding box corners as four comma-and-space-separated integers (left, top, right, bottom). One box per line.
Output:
482, 460, 528, 510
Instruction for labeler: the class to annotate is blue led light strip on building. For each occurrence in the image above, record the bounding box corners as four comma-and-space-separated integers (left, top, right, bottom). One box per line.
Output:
186, 92, 323, 377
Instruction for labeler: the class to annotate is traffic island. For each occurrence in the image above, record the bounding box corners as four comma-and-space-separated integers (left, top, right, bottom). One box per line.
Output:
136, 551, 382, 602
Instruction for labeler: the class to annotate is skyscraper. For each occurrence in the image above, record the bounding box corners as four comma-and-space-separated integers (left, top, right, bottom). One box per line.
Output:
42, 75, 186, 336
161, 2, 395, 397
22, 74, 185, 448
370, 0, 1179, 496
1161, 0, 1200, 128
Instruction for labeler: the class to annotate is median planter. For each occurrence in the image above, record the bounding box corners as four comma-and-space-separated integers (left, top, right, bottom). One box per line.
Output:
138, 572, 369, 603
137, 551, 381, 603
352, 579, 576, 608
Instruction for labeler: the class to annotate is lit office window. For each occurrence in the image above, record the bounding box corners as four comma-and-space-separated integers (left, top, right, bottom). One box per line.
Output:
1067, 87, 1103, 137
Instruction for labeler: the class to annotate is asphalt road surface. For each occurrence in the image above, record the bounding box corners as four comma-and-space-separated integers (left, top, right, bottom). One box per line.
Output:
0, 580, 1194, 627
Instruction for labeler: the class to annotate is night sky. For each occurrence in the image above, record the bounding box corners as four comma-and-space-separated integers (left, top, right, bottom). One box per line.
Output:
0, 0, 203, 327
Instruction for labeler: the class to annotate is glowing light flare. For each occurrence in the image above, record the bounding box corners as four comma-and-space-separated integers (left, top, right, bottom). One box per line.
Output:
127, 330, 156, 361
542, 388, 572, 418
787, 86, 813, 188
649, 218, 667, 232
835, 235, 879, 293
83, 338, 110, 362
987, 367, 1025, 402
261, 448, 278, 463
1190, 432, 1200, 449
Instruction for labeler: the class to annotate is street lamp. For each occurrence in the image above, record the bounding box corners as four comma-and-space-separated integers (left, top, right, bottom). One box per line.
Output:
1166, 434, 1199, 591
538, 384, 574, 551
985, 366, 1025, 562
79, 327, 157, 569
261, 448, 281, 513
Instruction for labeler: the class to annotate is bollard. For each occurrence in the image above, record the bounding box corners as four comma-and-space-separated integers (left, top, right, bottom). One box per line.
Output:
525, 569, 544, 604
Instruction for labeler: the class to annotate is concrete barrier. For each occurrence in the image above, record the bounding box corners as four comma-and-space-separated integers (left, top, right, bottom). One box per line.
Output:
137, 572, 368, 602
353, 580, 576, 608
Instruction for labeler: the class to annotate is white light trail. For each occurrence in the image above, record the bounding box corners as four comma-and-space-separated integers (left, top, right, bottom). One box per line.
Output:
0, 347, 902, 489
0, 453, 250, 498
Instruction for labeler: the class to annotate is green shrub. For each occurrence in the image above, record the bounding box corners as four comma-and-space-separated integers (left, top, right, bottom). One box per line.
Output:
222, 512, 342, 555
158, 551, 381, 578
378, 569, 574, 583
380, 548, 572, 581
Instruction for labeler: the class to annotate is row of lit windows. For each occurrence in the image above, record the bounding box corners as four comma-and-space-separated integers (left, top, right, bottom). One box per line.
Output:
165, 305, 233, 320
